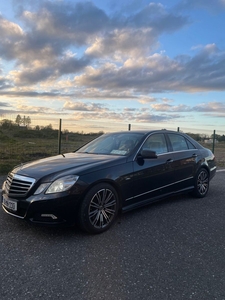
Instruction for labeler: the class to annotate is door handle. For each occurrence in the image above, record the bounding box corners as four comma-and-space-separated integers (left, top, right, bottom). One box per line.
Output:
192, 154, 197, 157
166, 158, 173, 163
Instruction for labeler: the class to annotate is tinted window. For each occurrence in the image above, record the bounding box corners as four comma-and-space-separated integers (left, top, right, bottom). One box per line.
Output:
142, 133, 167, 154
77, 132, 144, 155
186, 139, 196, 149
168, 134, 189, 151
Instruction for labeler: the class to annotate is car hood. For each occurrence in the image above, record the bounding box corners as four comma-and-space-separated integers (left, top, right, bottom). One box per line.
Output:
12, 152, 126, 181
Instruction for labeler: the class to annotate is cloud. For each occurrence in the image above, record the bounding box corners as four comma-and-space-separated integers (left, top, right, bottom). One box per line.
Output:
125, 3, 189, 33
12, 55, 91, 85
0, 1, 191, 87
0, 77, 13, 90
0, 90, 62, 98
75, 45, 225, 93
138, 96, 159, 104
133, 112, 180, 123
19, 1, 109, 45
176, 0, 225, 13
64, 102, 182, 123
194, 101, 225, 112
1, 41, 225, 97
0, 16, 25, 61
69, 110, 179, 123
0, 101, 10, 107
123, 107, 137, 112
63, 101, 107, 112
0, 16, 23, 38
149, 101, 225, 114
15, 103, 63, 115
151, 103, 191, 112
85, 28, 158, 58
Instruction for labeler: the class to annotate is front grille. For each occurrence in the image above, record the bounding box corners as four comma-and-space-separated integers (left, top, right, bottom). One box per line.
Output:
5, 173, 36, 197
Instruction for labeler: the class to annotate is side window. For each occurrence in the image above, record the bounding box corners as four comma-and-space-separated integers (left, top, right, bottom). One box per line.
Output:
168, 134, 189, 151
186, 139, 196, 149
143, 133, 168, 154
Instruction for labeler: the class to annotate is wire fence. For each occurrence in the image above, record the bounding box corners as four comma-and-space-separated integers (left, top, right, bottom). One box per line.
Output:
0, 116, 224, 175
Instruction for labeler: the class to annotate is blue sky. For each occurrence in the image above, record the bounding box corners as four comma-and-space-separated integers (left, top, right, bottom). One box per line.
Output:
0, 0, 225, 134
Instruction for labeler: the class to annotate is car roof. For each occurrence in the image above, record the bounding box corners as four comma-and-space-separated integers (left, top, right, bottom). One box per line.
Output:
107, 129, 180, 135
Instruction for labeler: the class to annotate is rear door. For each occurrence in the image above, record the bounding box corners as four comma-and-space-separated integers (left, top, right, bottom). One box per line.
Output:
127, 133, 175, 206
166, 133, 199, 190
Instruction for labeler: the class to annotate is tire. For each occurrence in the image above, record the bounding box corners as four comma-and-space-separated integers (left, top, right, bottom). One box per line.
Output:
78, 183, 119, 234
192, 168, 209, 198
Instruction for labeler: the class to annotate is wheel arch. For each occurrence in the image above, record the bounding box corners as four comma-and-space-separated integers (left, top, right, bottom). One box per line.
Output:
80, 179, 124, 210
192, 164, 210, 198
198, 162, 210, 175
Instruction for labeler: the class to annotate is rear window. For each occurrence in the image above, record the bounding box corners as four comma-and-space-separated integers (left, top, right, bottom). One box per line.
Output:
168, 134, 196, 151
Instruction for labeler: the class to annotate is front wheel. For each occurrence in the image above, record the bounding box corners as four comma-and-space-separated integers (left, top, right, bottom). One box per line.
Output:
192, 168, 209, 198
78, 183, 119, 234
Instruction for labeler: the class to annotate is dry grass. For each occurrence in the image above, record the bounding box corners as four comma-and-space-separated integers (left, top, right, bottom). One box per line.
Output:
0, 131, 99, 174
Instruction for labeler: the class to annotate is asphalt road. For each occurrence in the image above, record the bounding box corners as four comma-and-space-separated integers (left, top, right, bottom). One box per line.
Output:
0, 171, 225, 300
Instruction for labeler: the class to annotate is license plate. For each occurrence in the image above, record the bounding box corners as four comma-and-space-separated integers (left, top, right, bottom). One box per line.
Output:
2, 196, 17, 211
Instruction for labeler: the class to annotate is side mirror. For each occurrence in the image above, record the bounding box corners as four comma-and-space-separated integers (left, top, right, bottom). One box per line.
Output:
139, 149, 158, 159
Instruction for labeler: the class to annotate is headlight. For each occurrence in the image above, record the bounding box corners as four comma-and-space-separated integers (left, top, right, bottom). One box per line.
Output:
34, 183, 50, 195
34, 175, 79, 195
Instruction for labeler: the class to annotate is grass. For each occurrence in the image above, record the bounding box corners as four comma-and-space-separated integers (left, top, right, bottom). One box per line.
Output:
211, 144, 225, 168
0, 128, 101, 175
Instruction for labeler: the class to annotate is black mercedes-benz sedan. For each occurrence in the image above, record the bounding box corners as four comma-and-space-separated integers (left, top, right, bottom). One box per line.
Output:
1, 130, 216, 234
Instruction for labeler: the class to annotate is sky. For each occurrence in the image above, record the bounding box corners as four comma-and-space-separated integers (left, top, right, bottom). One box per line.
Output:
0, 0, 225, 134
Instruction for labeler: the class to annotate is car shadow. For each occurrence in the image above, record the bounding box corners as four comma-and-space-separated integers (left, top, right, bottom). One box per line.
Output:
1, 192, 201, 239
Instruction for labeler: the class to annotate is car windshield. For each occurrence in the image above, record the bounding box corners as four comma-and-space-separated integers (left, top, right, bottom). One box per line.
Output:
77, 132, 144, 156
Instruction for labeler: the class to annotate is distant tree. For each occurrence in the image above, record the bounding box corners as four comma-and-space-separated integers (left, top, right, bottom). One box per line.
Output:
186, 133, 202, 141
0, 119, 14, 129
15, 114, 22, 125
22, 115, 26, 126
26, 116, 31, 126
43, 124, 53, 130
35, 125, 40, 130
211, 134, 221, 141
15, 114, 31, 127
220, 135, 225, 142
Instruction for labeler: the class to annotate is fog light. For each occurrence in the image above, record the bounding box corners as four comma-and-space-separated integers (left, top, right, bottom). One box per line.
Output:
41, 214, 58, 220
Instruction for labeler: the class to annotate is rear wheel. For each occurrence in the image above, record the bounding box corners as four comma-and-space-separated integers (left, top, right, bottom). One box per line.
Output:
192, 168, 209, 198
78, 183, 119, 234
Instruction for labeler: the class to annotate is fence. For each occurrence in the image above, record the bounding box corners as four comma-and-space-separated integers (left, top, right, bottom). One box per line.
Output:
0, 117, 224, 175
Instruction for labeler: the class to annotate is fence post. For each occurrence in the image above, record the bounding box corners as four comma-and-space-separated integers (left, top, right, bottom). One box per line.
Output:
212, 130, 216, 154
128, 124, 131, 131
58, 119, 62, 154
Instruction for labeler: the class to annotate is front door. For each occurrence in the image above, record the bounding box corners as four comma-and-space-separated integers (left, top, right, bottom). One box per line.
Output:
126, 133, 175, 208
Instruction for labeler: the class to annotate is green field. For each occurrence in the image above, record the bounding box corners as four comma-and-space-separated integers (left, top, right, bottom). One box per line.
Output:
0, 127, 101, 174
208, 142, 225, 168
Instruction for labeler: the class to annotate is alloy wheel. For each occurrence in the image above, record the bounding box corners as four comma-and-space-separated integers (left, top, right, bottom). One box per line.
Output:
197, 169, 209, 196
88, 188, 117, 229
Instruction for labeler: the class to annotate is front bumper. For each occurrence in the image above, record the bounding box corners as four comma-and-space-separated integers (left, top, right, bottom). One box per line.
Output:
1, 191, 81, 225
